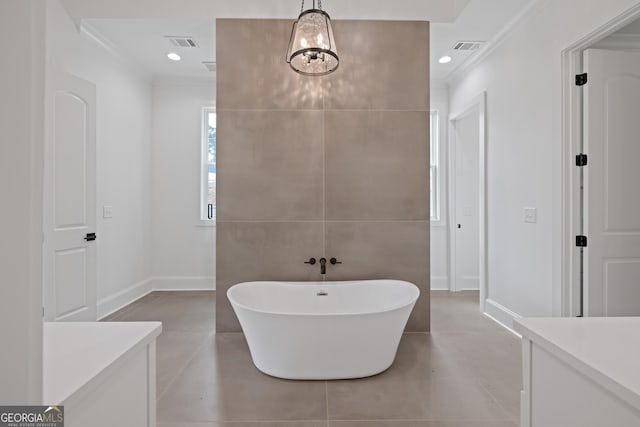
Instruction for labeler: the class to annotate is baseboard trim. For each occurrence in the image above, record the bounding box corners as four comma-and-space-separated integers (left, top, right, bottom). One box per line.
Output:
430, 276, 449, 291
97, 276, 216, 320
151, 276, 215, 291
97, 278, 153, 320
484, 298, 522, 337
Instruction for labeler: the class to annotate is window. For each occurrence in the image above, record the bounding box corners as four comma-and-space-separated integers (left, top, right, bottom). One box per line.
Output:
202, 108, 216, 221
430, 110, 439, 221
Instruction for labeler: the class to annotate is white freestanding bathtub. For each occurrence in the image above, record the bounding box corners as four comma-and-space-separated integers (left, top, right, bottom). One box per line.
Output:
227, 280, 419, 380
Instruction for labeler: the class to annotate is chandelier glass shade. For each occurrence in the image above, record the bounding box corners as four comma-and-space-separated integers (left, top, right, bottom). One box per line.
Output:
286, 1, 339, 76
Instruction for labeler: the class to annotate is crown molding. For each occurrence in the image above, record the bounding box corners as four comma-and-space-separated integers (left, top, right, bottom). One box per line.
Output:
80, 21, 152, 78
80, 21, 126, 60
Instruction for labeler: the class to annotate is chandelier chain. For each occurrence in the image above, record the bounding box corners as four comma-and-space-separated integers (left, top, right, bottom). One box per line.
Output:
300, 0, 322, 12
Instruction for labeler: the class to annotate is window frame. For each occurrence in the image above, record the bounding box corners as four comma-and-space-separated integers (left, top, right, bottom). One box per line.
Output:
200, 107, 216, 224
430, 109, 440, 222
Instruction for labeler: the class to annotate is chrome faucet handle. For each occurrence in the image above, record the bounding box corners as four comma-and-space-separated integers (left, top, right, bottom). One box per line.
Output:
330, 257, 342, 265
304, 258, 317, 265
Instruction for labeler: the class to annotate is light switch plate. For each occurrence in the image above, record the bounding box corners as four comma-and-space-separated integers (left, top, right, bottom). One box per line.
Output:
524, 207, 537, 223
103, 205, 113, 219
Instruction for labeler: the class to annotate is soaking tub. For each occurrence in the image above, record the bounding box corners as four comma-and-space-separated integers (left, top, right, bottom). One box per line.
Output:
227, 280, 419, 380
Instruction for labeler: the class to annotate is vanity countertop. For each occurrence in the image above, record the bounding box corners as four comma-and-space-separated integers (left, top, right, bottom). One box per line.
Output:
515, 317, 640, 410
43, 321, 162, 404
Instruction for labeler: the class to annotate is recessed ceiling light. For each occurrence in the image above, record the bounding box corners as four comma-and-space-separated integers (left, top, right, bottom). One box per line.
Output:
439, 56, 452, 64
167, 52, 181, 61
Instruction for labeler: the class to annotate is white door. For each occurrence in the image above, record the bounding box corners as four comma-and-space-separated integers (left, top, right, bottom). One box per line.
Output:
584, 49, 640, 316
43, 70, 97, 321
452, 109, 480, 291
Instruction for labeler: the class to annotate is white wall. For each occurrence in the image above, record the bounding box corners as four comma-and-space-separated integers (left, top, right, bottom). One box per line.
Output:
0, 0, 44, 404
46, 0, 154, 318
151, 80, 216, 290
431, 80, 450, 290
448, 0, 640, 327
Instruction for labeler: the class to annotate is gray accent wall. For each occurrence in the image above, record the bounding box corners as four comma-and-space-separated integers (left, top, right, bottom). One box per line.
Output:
216, 19, 430, 332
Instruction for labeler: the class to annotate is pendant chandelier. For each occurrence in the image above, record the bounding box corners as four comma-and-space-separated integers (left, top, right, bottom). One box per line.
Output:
286, 0, 339, 76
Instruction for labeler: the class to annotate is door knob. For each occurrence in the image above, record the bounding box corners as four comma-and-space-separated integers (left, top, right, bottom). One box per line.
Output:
84, 232, 97, 241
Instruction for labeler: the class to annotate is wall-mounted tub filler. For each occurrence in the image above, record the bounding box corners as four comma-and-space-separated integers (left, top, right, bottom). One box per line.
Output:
227, 280, 419, 380
304, 257, 342, 274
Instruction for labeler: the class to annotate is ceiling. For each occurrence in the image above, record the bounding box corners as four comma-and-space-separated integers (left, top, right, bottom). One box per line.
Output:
66, 0, 472, 22
83, 0, 533, 81
85, 19, 217, 79
430, 0, 532, 79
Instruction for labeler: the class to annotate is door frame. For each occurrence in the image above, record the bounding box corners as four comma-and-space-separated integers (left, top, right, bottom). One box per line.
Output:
560, 4, 640, 317
447, 91, 487, 312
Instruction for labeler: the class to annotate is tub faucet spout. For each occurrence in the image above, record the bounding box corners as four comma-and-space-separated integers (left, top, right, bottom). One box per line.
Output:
319, 257, 327, 275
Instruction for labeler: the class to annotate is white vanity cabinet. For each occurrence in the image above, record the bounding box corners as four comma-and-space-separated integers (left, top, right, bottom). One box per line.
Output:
43, 322, 162, 427
515, 318, 640, 427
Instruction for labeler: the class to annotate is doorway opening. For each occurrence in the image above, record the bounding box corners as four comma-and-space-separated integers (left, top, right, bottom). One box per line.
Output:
447, 92, 487, 313
42, 14, 217, 322
562, 4, 640, 317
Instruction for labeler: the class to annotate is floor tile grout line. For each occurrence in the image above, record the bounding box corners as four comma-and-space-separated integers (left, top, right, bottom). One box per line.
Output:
476, 380, 520, 422
157, 420, 514, 425
326, 418, 518, 422
158, 418, 513, 425
325, 380, 329, 422
156, 331, 215, 402
159, 420, 330, 425
102, 294, 161, 321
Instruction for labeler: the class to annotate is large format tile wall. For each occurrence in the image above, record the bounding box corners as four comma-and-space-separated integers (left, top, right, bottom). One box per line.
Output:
216, 19, 430, 332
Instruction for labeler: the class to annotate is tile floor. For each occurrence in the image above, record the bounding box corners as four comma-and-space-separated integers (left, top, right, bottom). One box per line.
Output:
104, 290, 521, 427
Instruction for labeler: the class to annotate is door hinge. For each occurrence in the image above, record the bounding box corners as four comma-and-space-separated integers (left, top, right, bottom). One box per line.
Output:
576, 235, 588, 247
576, 73, 588, 86
576, 153, 588, 166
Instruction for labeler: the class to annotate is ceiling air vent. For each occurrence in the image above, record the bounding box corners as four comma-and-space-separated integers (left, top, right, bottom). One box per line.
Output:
202, 61, 217, 72
452, 41, 484, 51
165, 36, 199, 48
